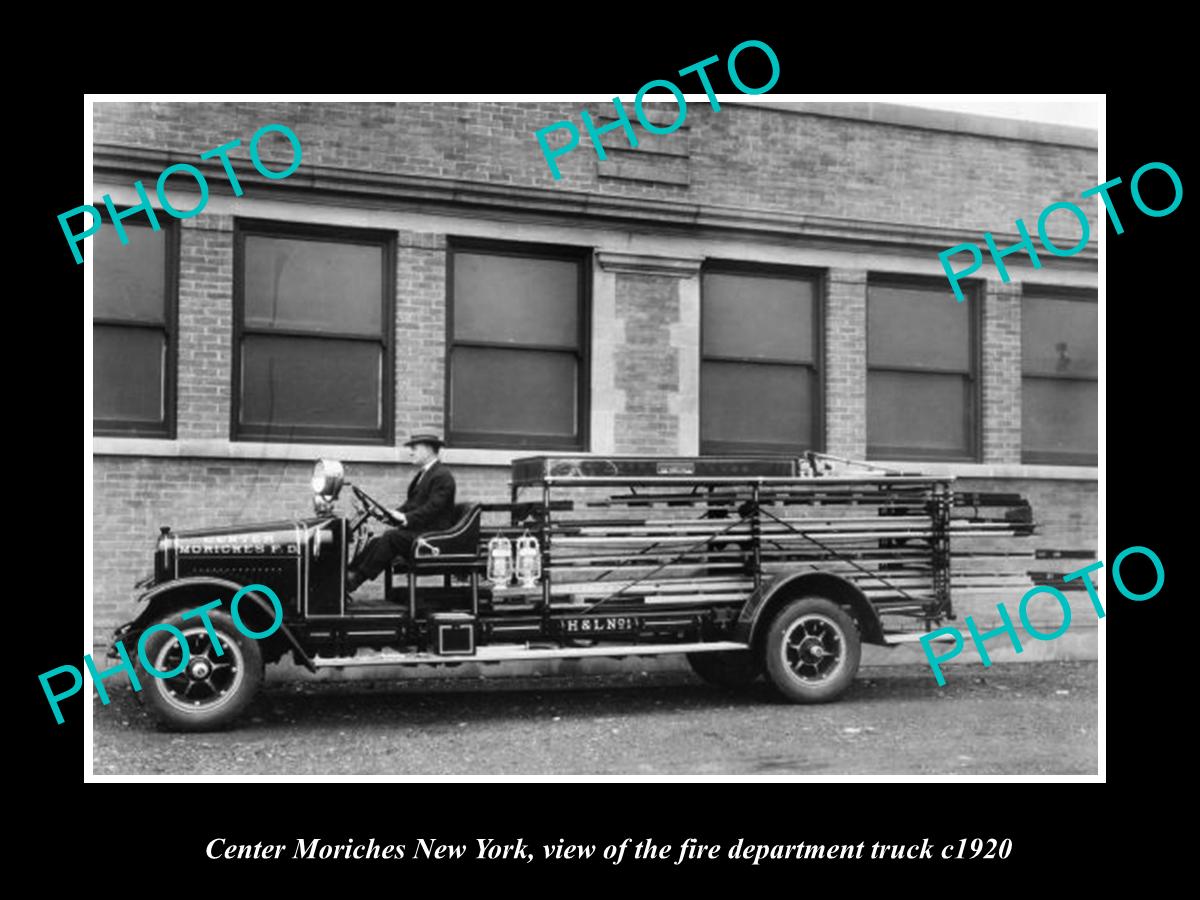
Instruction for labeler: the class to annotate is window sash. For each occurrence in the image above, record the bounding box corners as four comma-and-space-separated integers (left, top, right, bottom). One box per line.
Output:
700, 359, 817, 455
92, 216, 176, 438
867, 282, 973, 372
866, 369, 976, 461
451, 249, 581, 348
448, 345, 580, 446
237, 334, 385, 440
866, 278, 980, 461
1021, 291, 1098, 379
1021, 374, 1098, 466
242, 233, 385, 337
1020, 288, 1097, 465
446, 240, 588, 449
700, 265, 823, 454
232, 221, 394, 445
92, 218, 169, 323
93, 323, 169, 434
701, 270, 817, 365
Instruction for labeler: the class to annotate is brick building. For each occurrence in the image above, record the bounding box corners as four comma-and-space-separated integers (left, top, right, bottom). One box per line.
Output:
89, 100, 1098, 665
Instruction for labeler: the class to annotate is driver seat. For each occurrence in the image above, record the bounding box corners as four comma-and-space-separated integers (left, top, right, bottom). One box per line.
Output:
385, 503, 484, 618
412, 503, 483, 562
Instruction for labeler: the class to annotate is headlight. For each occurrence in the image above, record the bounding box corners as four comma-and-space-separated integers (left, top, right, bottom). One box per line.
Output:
311, 459, 345, 499
153, 527, 172, 584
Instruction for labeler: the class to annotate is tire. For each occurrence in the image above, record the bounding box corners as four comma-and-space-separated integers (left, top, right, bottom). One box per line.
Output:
134, 609, 264, 731
762, 596, 861, 703
687, 650, 762, 689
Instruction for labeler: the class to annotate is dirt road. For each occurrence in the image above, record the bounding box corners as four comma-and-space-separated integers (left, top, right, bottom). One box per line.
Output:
91, 661, 1097, 776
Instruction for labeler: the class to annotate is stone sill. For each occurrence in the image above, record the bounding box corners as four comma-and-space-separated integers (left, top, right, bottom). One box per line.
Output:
92, 437, 561, 468
93, 438, 1098, 482
869, 459, 1097, 482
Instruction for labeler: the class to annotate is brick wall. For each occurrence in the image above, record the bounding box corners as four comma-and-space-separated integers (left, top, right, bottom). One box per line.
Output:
982, 280, 1022, 463
177, 215, 233, 438
93, 101, 1097, 238
613, 273, 680, 453
937, 476, 1100, 666
393, 232, 447, 437
824, 269, 867, 457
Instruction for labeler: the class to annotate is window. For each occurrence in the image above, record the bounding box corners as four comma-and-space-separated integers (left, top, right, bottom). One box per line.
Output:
447, 240, 589, 449
867, 277, 979, 461
233, 221, 394, 444
1021, 288, 1097, 465
701, 265, 822, 454
93, 216, 177, 437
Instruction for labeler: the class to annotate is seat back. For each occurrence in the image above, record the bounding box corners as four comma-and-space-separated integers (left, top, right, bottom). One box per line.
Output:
415, 503, 483, 560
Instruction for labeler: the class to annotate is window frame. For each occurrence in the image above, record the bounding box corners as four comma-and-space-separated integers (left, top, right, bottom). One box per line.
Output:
1020, 284, 1098, 466
231, 218, 396, 446
91, 213, 179, 439
865, 274, 982, 463
444, 237, 591, 451
699, 260, 826, 456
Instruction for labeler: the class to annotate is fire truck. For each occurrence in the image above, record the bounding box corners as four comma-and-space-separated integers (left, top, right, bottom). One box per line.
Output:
112, 453, 1046, 730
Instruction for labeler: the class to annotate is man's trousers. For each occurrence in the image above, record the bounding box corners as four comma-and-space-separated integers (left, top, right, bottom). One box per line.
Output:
353, 528, 418, 580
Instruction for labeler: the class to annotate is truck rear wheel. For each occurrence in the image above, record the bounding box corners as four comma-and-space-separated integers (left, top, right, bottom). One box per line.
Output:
762, 596, 860, 703
135, 609, 264, 731
687, 649, 762, 689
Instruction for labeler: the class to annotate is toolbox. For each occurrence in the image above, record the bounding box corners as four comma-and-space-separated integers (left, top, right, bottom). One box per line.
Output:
428, 612, 476, 656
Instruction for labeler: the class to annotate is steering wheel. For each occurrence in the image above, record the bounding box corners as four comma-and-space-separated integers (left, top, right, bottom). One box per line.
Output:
350, 484, 400, 527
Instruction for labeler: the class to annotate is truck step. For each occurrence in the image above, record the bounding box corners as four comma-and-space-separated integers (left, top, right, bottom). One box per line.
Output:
310, 640, 750, 668
882, 631, 958, 645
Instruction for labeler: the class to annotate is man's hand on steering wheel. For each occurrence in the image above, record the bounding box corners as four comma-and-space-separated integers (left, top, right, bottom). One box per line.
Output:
351, 485, 403, 526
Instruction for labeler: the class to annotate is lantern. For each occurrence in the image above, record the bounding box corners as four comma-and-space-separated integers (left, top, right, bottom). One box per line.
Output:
514, 531, 542, 589
486, 534, 513, 585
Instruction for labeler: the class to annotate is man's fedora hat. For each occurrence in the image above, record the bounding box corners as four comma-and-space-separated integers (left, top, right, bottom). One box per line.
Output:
403, 431, 445, 449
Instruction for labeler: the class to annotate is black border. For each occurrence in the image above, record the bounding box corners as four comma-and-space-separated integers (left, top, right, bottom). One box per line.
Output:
57, 75, 1184, 882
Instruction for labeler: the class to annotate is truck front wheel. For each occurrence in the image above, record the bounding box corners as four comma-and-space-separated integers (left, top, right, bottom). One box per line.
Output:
762, 596, 861, 703
135, 609, 264, 731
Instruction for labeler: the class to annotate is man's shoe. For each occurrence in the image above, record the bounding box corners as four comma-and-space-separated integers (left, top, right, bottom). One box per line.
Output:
344, 570, 365, 606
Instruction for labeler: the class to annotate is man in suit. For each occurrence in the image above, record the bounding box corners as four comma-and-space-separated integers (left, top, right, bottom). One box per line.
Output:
346, 432, 457, 596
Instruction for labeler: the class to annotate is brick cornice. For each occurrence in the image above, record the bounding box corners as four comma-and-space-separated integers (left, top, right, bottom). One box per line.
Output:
93, 144, 1099, 262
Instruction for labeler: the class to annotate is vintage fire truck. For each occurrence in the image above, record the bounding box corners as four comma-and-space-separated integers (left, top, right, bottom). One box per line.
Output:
112, 453, 1047, 730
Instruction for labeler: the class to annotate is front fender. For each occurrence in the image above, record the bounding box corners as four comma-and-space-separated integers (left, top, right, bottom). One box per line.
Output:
113, 577, 315, 672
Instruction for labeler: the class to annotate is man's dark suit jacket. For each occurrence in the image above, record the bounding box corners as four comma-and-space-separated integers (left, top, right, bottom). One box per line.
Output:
398, 461, 457, 533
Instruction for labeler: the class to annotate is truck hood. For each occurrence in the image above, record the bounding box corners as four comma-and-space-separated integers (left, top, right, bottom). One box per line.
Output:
168, 519, 332, 556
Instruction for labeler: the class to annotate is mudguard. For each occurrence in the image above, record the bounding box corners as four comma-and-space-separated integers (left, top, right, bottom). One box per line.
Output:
734, 571, 886, 647
112, 576, 315, 672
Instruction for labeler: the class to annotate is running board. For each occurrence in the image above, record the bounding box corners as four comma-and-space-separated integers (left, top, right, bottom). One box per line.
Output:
882, 631, 956, 644
310, 640, 750, 668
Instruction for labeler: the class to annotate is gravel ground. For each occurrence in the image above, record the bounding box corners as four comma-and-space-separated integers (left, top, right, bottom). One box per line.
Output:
92, 661, 1097, 776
